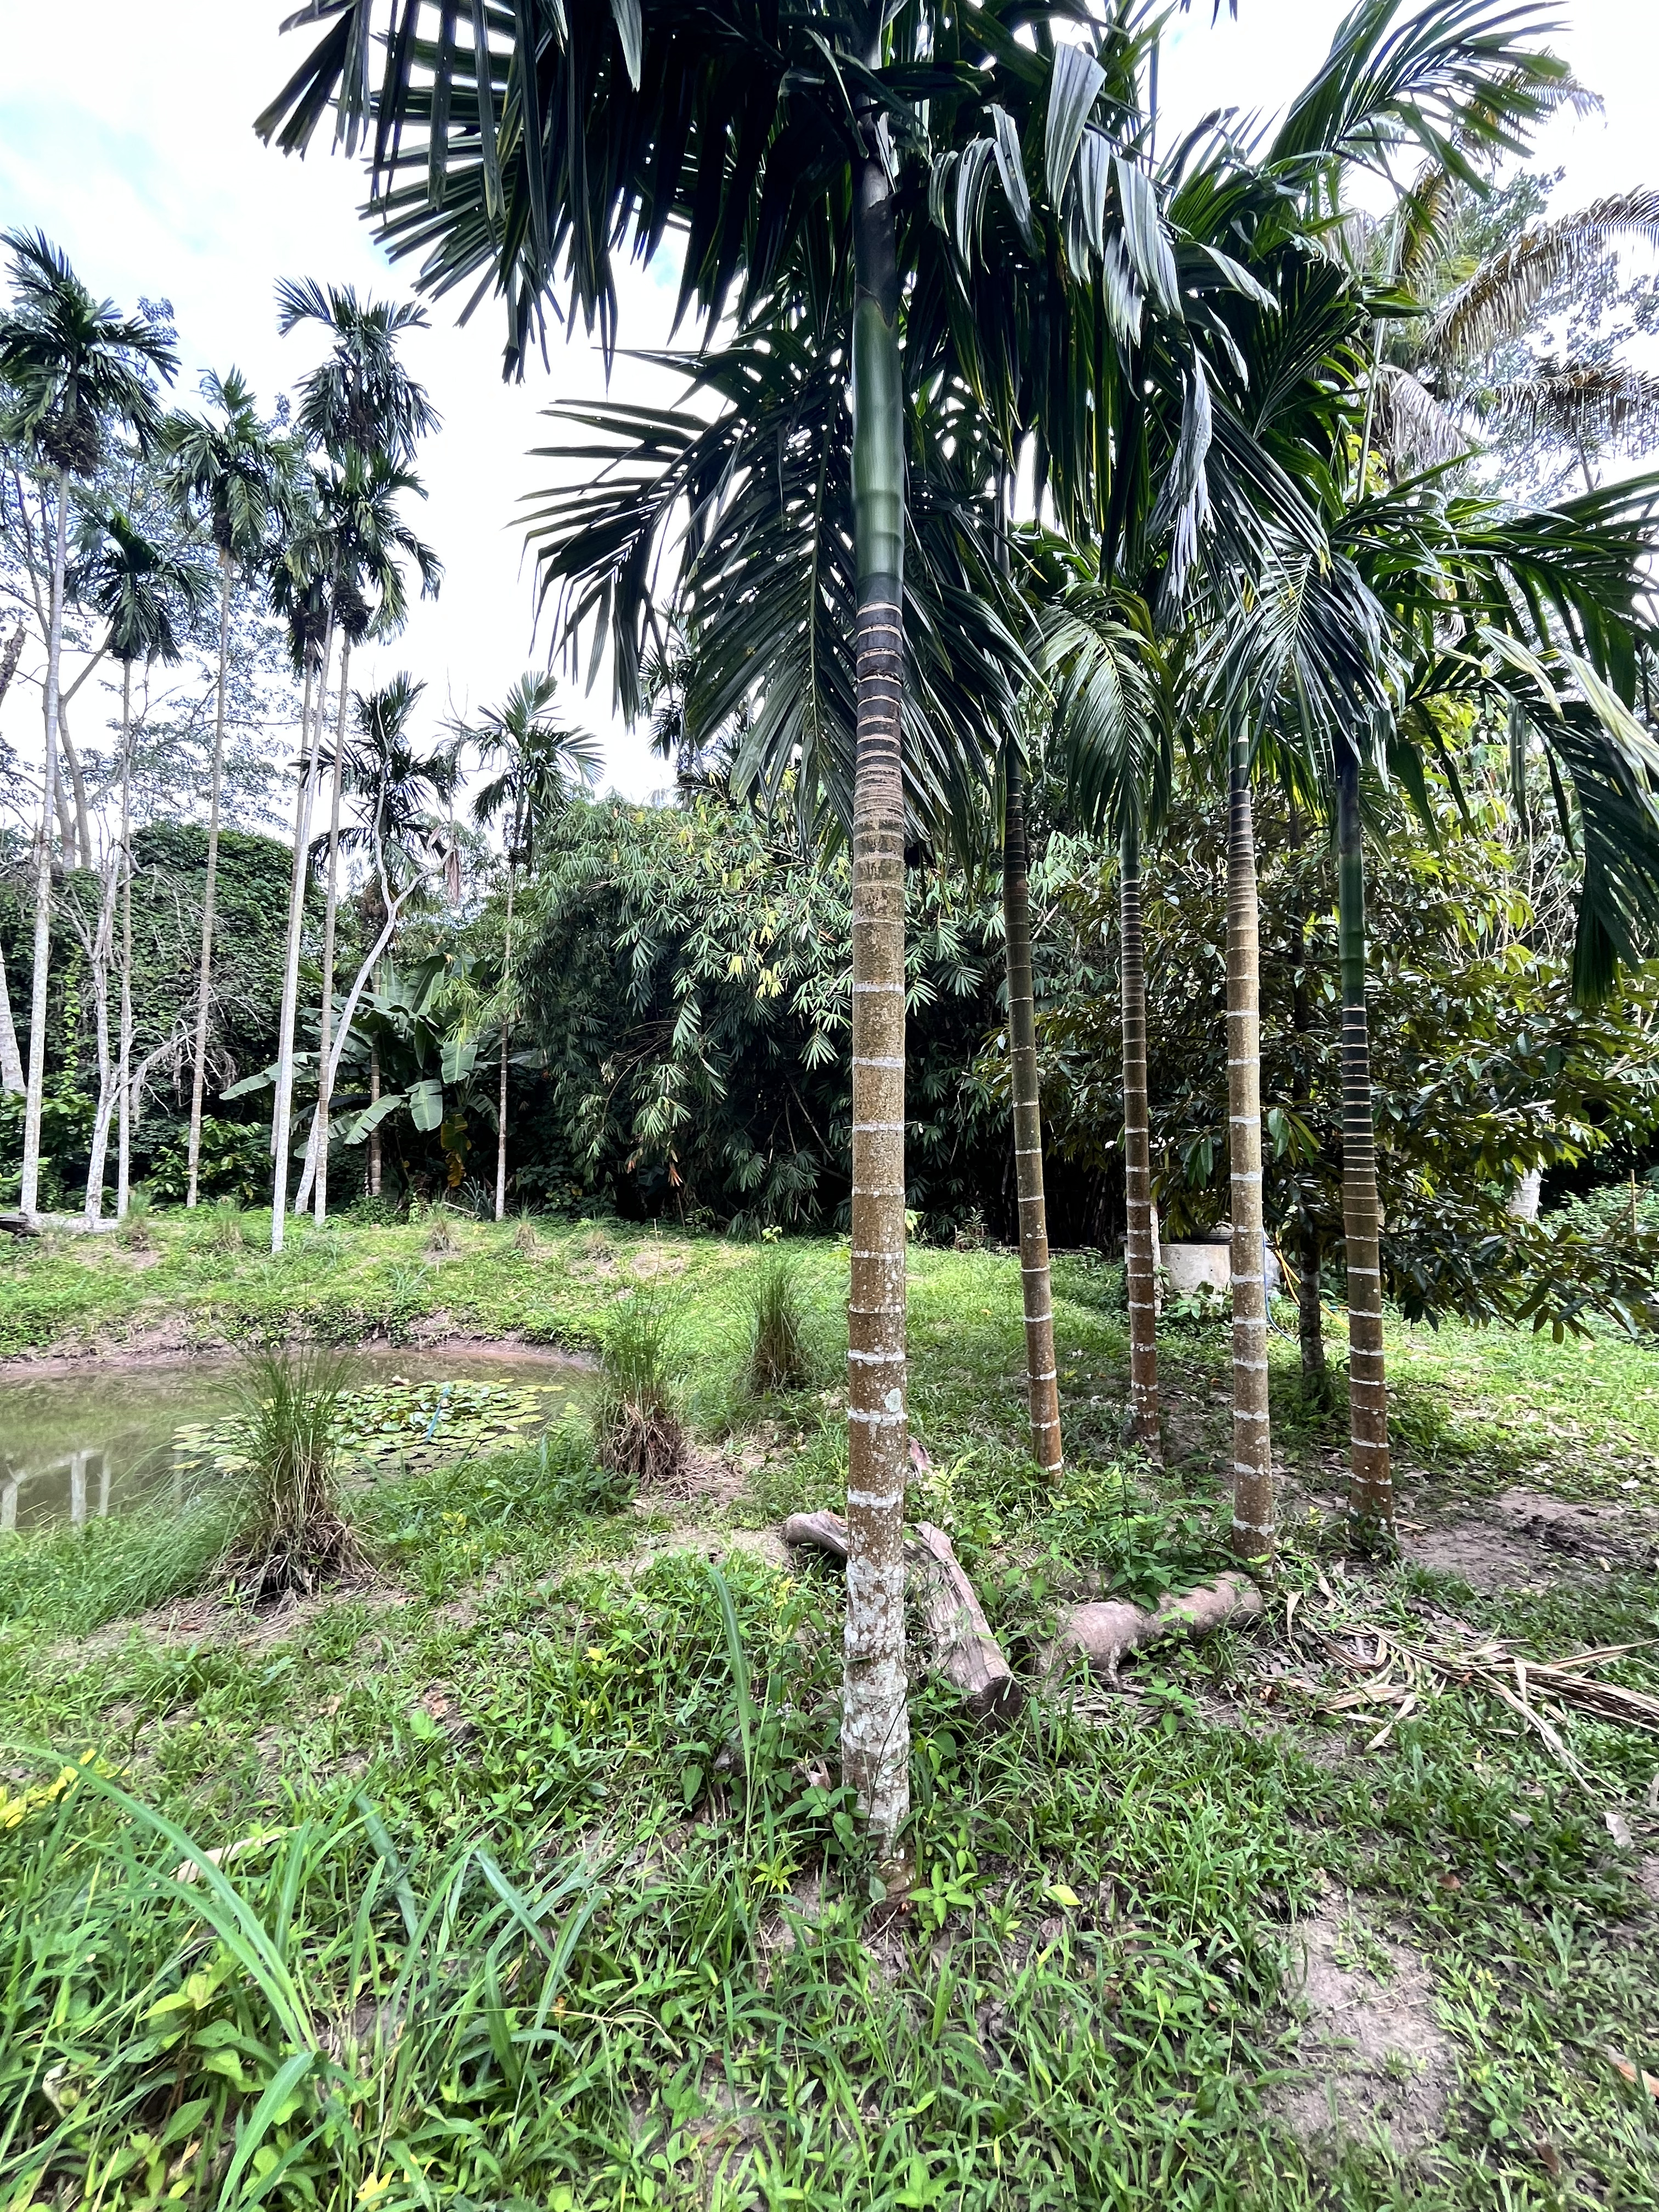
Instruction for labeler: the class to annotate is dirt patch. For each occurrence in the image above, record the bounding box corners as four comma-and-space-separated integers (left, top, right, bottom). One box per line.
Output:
1276, 1900, 1453, 2158
1405, 1486, 1657, 1593
628, 1246, 689, 1281
630, 1521, 788, 1573
59, 1574, 409, 1666
637, 1444, 753, 1511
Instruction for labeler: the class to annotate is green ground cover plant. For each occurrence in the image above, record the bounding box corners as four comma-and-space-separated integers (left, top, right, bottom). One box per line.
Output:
0, 1222, 1655, 2208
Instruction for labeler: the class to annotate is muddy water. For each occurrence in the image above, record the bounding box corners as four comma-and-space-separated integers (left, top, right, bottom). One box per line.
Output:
0, 1346, 592, 1537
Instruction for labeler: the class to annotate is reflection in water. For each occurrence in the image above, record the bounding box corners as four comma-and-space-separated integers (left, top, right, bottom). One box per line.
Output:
0, 1347, 591, 1538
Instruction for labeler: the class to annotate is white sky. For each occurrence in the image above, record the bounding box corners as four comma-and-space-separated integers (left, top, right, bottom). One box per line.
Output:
1, 1, 1655, 816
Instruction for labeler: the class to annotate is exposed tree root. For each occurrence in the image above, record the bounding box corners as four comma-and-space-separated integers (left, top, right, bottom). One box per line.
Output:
782, 1509, 1023, 1724
1045, 1574, 1265, 1685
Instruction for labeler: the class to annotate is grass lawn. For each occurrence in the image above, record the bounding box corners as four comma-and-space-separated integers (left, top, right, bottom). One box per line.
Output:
1, 1216, 1655, 2209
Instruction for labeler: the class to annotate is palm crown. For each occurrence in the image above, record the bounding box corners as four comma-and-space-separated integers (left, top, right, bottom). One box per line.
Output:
0, 229, 177, 475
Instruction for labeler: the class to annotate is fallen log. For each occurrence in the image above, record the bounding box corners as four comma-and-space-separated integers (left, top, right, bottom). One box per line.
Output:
782, 1509, 1023, 1724
1046, 1573, 1263, 1685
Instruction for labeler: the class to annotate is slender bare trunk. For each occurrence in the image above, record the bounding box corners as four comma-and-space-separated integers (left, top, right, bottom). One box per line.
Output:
1120, 819, 1161, 1458
186, 549, 233, 1206
0, 944, 21, 1096
20, 468, 69, 1218
270, 633, 330, 1254
116, 728, 135, 1220
1001, 755, 1062, 1474
841, 140, 910, 1859
295, 873, 425, 1217
495, 860, 516, 1221
312, 639, 352, 1222
1336, 745, 1392, 1544
83, 663, 132, 1219
368, 1036, 382, 1197
1288, 800, 1324, 1386
58, 711, 93, 871
1226, 732, 1273, 1562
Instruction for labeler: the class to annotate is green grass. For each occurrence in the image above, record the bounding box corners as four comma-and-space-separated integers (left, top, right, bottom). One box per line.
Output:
0, 1219, 1656, 2208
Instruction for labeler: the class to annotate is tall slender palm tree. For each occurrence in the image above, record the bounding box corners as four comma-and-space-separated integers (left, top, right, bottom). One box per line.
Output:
0, 231, 175, 1218
67, 510, 211, 1218
276, 281, 439, 1226
261, 0, 1101, 1853
162, 368, 300, 1206
457, 672, 600, 1220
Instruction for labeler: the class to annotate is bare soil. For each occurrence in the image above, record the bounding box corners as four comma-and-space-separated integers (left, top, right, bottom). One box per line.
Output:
1405, 1486, 1659, 1593
1276, 1897, 1453, 2158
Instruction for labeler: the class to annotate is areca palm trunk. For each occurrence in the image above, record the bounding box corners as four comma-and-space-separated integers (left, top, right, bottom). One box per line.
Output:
1120, 817, 1161, 1459
312, 640, 352, 1222
368, 1036, 382, 1197
83, 662, 132, 1219
842, 142, 910, 1860
1226, 731, 1274, 1561
115, 719, 135, 1220
19, 466, 69, 1219
269, 634, 329, 1254
1002, 754, 1062, 1476
1335, 744, 1392, 1543
495, 855, 517, 1221
185, 548, 233, 1207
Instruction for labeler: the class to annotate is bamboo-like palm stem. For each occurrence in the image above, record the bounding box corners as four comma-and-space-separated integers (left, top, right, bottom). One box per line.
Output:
312, 640, 352, 1221
1226, 731, 1274, 1561
1002, 753, 1063, 1475
1120, 817, 1162, 1458
841, 140, 910, 1859
495, 855, 517, 1221
1336, 744, 1393, 1543
270, 633, 329, 1254
19, 467, 69, 1218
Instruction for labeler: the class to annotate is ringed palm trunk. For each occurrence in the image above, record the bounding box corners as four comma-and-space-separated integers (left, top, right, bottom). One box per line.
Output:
1119, 817, 1162, 1459
1288, 801, 1325, 1387
312, 640, 352, 1222
1002, 753, 1062, 1476
1226, 731, 1274, 1561
185, 548, 233, 1207
841, 142, 910, 1860
19, 466, 70, 1219
269, 633, 330, 1254
495, 857, 517, 1222
116, 721, 135, 1220
83, 663, 132, 1219
368, 1035, 383, 1197
1335, 744, 1392, 1543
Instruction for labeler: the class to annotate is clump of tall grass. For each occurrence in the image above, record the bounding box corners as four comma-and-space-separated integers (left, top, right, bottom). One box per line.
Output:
593, 1294, 688, 1490
218, 1347, 365, 1601
514, 1206, 540, 1257
742, 1249, 812, 1394
205, 1197, 245, 1252
117, 1190, 155, 1250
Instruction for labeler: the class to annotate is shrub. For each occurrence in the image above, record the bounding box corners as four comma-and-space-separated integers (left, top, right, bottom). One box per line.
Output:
593, 1293, 688, 1490
219, 1347, 365, 1600
117, 1190, 155, 1251
205, 1197, 245, 1252
742, 1250, 811, 1394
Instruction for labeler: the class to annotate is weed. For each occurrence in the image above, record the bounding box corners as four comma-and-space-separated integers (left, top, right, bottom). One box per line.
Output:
741, 1248, 812, 1394
116, 1189, 154, 1251
204, 1197, 245, 1253
514, 1206, 540, 1258
218, 1347, 366, 1601
593, 1291, 689, 1488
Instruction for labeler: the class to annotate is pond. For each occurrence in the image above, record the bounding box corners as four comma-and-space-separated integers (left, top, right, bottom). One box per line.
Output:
0, 1346, 594, 1538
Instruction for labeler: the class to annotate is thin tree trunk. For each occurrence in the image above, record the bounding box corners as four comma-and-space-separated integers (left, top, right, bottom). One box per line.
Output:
368, 1036, 382, 1197
1002, 754, 1062, 1475
1288, 799, 1324, 1385
841, 142, 910, 1860
185, 549, 233, 1207
20, 467, 69, 1219
495, 859, 516, 1221
83, 663, 131, 1220
312, 639, 352, 1222
1120, 818, 1162, 1458
115, 724, 135, 1220
1336, 745, 1392, 1544
269, 633, 329, 1254
57, 708, 93, 872
1226, 731, 1274, 1562
0, 940, 22, 1094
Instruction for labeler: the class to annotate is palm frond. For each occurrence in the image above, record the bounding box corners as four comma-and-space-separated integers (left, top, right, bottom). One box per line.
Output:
1427, 189, 1659, 358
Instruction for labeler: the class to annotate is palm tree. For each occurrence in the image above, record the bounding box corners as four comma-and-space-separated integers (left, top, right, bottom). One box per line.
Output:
0, 231, 175, 1219
264, 447, 441, 1250
67, 510, 211, 1218
162, 368, 300, 1207
457, 672, 600, 1220
276, 281, 440, 1227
